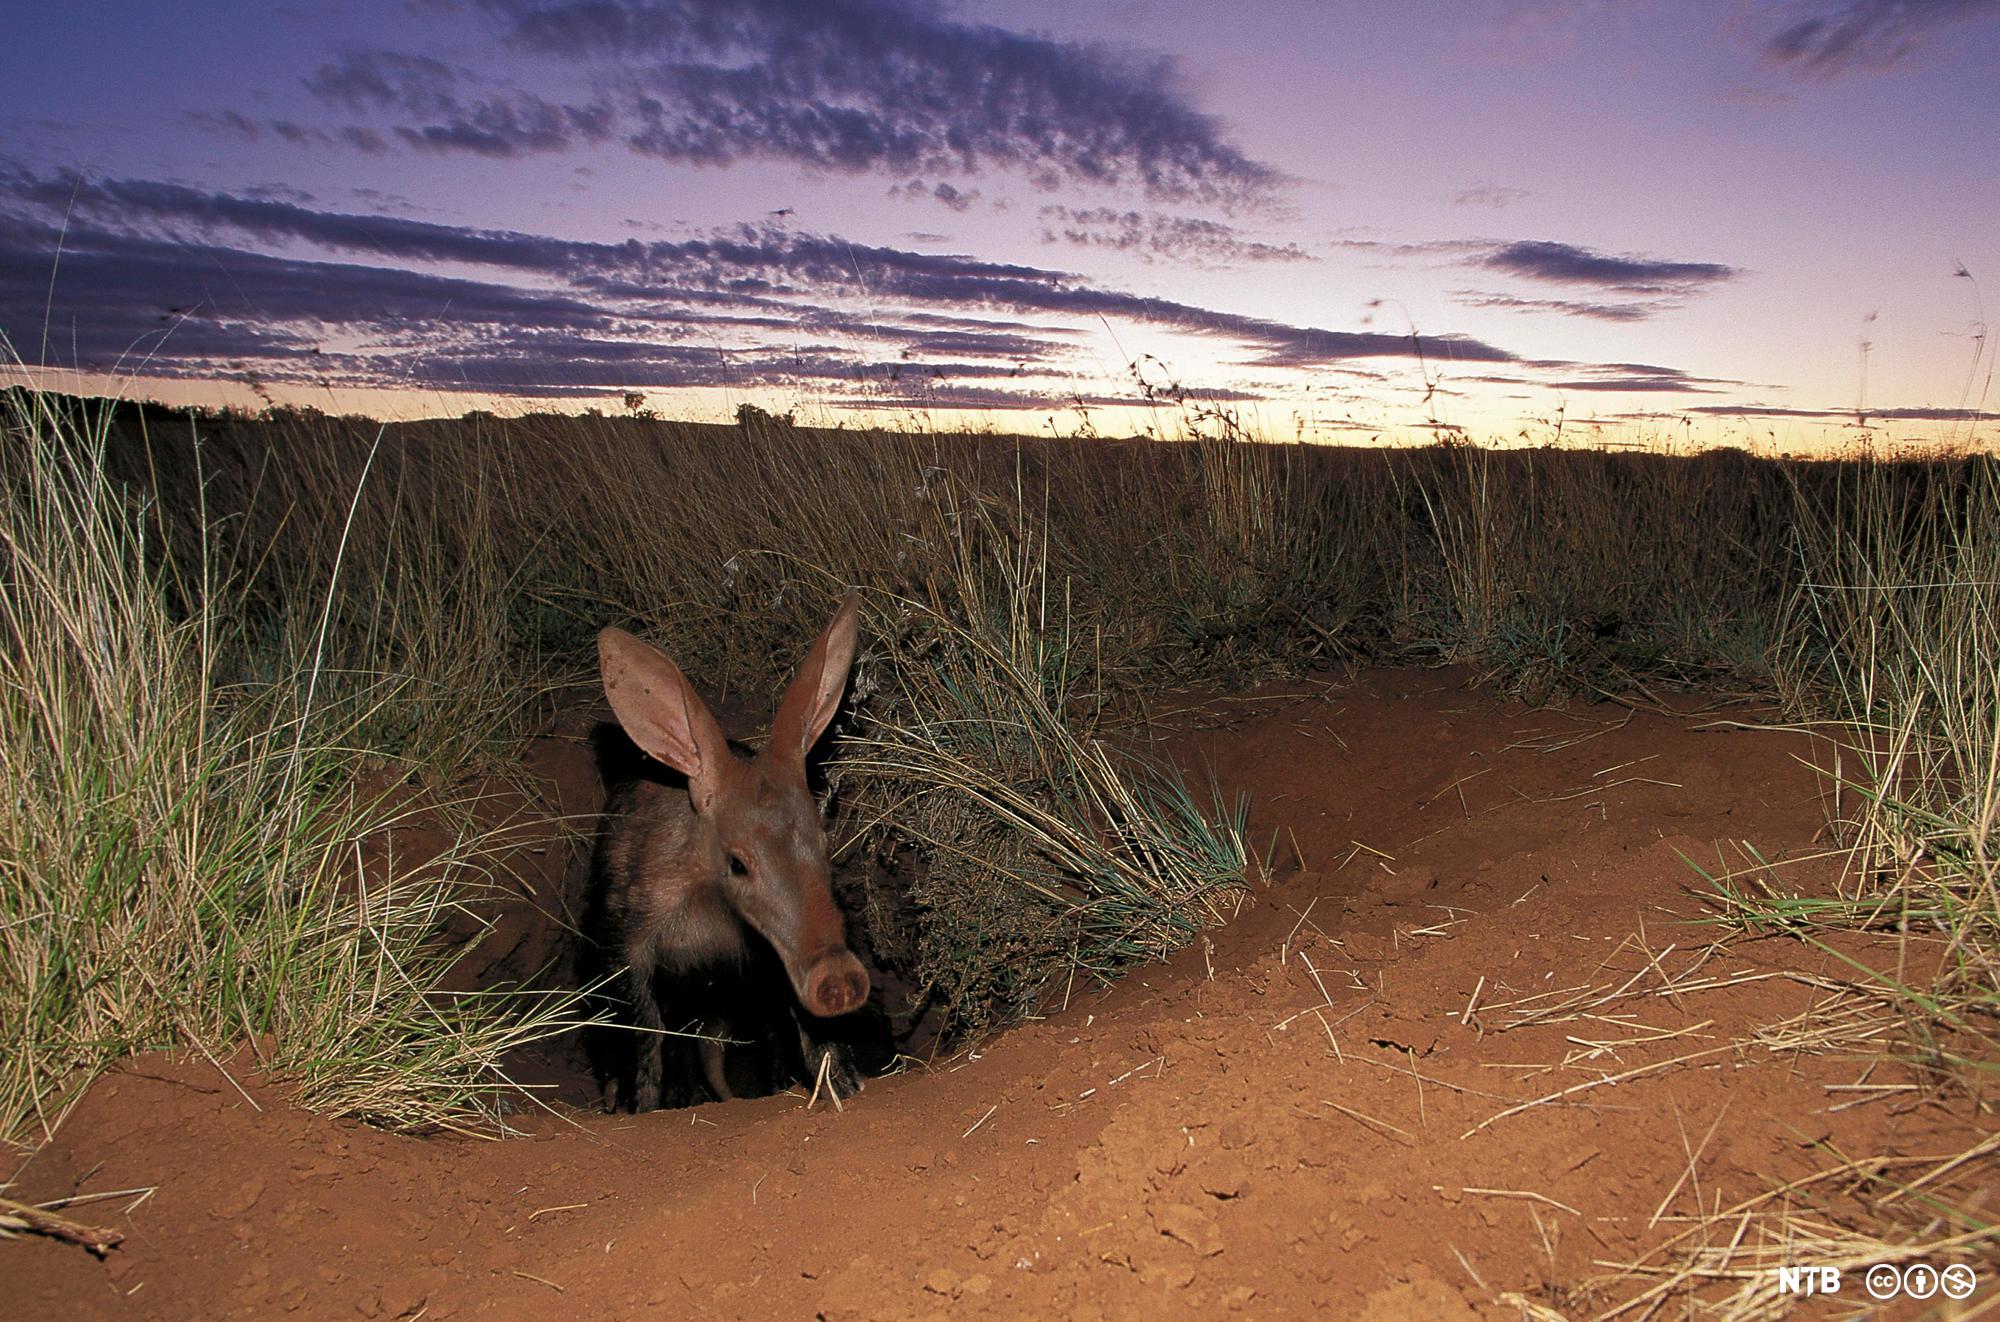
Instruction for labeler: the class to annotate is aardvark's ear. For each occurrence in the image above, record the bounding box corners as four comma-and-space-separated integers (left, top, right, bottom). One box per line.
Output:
599, 626, 730, 811
768, 592, 860, 766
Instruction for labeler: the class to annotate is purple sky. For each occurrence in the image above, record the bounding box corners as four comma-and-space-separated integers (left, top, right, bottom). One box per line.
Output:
3, 0, 1996, 445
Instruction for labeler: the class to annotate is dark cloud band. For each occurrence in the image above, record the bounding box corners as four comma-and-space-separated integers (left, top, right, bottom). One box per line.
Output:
1, 169, 1532, 406
282, 0, 1284, 205
1763, 0, 1998, 75
1478, 240, 1737, 295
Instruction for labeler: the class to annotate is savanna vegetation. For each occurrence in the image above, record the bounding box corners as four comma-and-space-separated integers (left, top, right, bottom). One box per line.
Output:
2, 381, 1993, 1302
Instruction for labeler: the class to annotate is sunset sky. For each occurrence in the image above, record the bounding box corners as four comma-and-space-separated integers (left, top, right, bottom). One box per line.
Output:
3, 0, 1996, 446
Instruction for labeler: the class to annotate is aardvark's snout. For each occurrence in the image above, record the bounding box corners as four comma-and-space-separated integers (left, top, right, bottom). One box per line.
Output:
802, 949, 869, 1018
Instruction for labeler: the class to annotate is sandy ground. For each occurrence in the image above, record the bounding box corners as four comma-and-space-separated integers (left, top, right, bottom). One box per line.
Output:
7, 668, 1993, 1318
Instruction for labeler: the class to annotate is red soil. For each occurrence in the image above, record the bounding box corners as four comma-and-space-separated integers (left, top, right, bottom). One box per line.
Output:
6, 669, 1993, 1318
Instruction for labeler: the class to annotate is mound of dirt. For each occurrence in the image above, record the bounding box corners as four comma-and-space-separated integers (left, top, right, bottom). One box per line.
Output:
7, 669, 1992, 1318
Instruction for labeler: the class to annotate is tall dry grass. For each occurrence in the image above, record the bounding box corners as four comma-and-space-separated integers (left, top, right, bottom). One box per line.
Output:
1609, 455, 2000, 1306
0, 389, 585, 1144
12, 384, 1998, 1196
1784, 458, 1997, 1081
832, 472, 1254, 1035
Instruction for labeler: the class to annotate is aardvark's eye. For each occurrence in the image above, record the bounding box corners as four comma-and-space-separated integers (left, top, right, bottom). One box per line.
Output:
728, 853, 749, 877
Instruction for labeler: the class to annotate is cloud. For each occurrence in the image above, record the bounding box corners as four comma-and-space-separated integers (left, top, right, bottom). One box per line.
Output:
269, 120, 333, 147
1522, 360, 1744, 394
1, 209, 611, 329
1870, 405, 2000, 421
1451, 184, 1532, 208
190, 108, 395, 155
1762, 0, 1999, 76
893, 328, 1050, 360
1456, 357, 1753, 395
184, 109, 264, 141
7, 174, 1754, 416
1332, 235, 1489, 260
1450, 289, 1656, 323
822, 382, 1268, 414
304, 49, 458, 112
897, 310, 1075, 336
6, 169, 604, 275
10, 169, 1723, 406
1333, 234, 1735, 302
1335, 233, 1737, 321
303, 50, 462, 112
343, 126, 393, 154
393, 99, 612, 157
303, 49, 612, 158
1037, 206, 1313, 267
1478, 239, 1738, 294
397, 336, 947, 393
1228, 324, 1508, 370
892, 179, 981, 212
1686, 402, 2000, 421
349, 186, 427, 213
4, 169, 1501, 367
930, 182, 977, 212
463, 0, 1280, 205
0, 218, 614, 396
199, 4, 1285, 204
819, 385, 1097, 413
